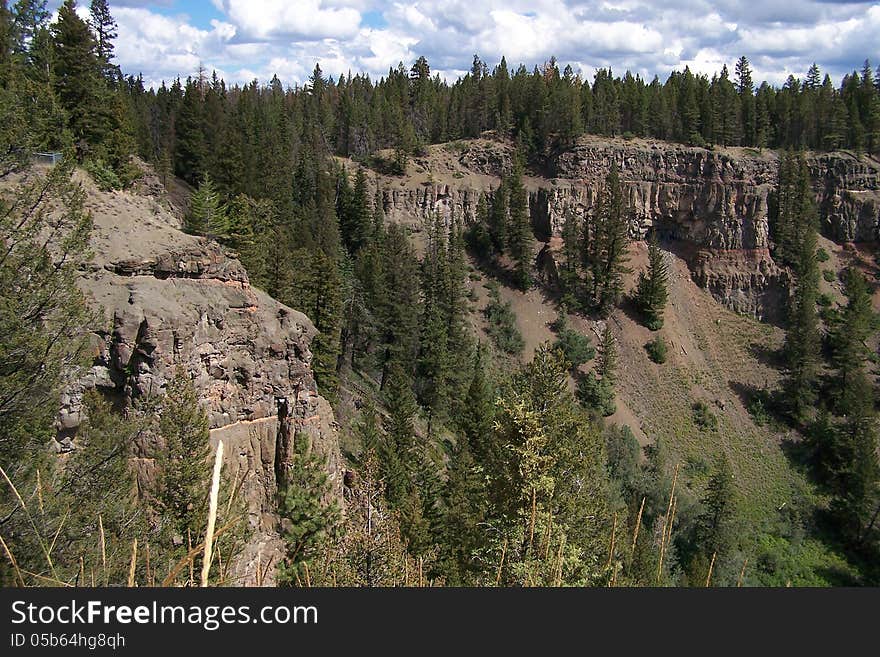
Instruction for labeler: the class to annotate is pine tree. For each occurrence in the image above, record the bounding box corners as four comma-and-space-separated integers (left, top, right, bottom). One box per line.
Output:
634, 233, 669, 330
559, 206, 581, 307
88, 0, 117, 82
354, 401, 382, 459
185, 175, 227, 239
589, 164, 631, 315
578, 325, 617, 416
381, 362, 417, 508
439, 436, 487, 583
0, 157, 92, 474
457, 344, 496, 464
488, 180, 508, 254
736, 56, 755, 145
11, 0, 48, 53
277, 429, 341, 586
173, 80, 206, 184
54, 391, 144, 582
506, 159, 532, 290
23, 26, 70, 151
289, 248, 343, 401
689, 453, 736, 584
155, 372, 211, 548
830, 268, 875, 417
376, 224, 420, 385
416, 215, 452, 427
52, 0, 113, 155
780, 154, 821, 421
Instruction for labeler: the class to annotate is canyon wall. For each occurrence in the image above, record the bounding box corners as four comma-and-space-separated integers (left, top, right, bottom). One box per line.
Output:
379, 137, 880, 319
59, 171, 342, 585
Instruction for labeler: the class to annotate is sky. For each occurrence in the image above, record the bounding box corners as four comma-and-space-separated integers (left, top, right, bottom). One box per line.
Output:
59, 1, 880, 89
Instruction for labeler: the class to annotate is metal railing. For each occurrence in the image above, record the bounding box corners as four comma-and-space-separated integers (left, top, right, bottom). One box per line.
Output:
32, 151, 63, 166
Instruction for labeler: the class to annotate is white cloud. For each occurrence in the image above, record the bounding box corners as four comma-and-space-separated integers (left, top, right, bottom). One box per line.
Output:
109, 0, 880, 89
213, 0, 361, 41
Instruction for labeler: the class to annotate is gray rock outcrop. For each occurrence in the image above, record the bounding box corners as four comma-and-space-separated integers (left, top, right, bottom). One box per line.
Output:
379, 136, 879, 318
61, 172, 342, 585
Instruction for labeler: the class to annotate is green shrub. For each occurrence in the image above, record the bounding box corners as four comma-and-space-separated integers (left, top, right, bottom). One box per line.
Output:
817, 293, 833, 307
816, 248, 830, 263
645, 336, 668, 364
692, 400, 718, 430
84, 158, 122, 191
822, 270, 836, 283
551, 314, 595, 368
747, 392, 772, 426
578, 371, 616, 417
484, 282, 524, 355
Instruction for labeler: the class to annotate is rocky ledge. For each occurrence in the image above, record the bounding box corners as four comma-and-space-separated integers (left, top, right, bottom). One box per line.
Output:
59, 171, 342, 585
378, 136, 879, 317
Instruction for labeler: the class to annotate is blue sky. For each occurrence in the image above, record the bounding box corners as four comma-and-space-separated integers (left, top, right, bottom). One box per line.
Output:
62, 1, 880, 88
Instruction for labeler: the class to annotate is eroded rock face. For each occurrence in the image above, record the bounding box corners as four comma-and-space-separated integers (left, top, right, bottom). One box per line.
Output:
383, 185, 485, 229
61, 173, 342, 586
809, 152, 880, 242
380, 137, 879, 316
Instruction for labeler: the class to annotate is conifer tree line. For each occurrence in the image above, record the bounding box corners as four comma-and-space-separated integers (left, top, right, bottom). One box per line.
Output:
772, 150, 880, 556
128, 53, 880, 186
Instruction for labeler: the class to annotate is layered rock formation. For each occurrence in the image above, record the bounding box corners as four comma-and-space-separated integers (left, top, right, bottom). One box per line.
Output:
378, 136, 879, 319
60, 171, 342, 585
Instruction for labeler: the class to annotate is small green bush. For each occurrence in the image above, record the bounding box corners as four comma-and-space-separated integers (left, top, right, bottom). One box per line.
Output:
817, 293, 833, 307
84, 158, 122, 191
822, 270, 836, 283
816, 248, 830, 263
484, 282, 524, 355
553, 320, 595, 368
692, 401, 718, 430
578, 371, 616, 417
645, 336, 668, 364
747, 393, 772, 426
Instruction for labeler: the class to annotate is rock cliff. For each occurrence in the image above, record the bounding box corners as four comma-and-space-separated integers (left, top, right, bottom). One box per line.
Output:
376, 136, 880, 319
61, 170, 342, 585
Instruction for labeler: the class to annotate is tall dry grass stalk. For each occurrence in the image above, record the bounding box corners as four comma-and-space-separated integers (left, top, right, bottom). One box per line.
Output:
145, 541, 152, 587
0, 532, 25, 586
543, 509, 553, 559
98, 514, 107, 586
630, 496, 646, 559
495, 539, 508, 586
127, 539, 138, 587
656, 463, 679, 584
187, 529, 194, 585
36, 469, 44, 516
527, 487, 536, 556
0, 464, 57, 579
554, 535, 566, 586
705, 551, 716, 587
47, 506, 70, 562
738, 558, 748, 587
200, 439, 224, 588
607, 512, 617, 571
160, 519, 236, 586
